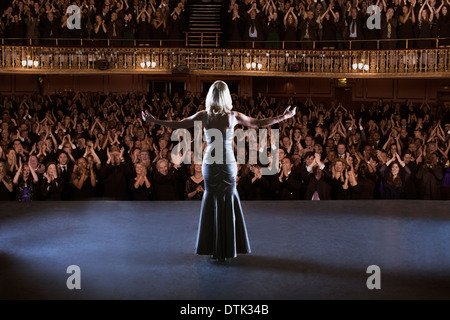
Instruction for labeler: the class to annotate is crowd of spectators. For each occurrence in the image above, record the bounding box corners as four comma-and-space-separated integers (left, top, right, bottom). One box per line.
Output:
1, 0, 450, 48
224, 0, 450, 49
0, 90, 449, 201
0, 0, 187, 46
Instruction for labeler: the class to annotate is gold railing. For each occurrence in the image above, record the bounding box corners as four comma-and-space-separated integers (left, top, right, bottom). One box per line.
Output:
2, 36, 448, 49
2, 45, 450, 77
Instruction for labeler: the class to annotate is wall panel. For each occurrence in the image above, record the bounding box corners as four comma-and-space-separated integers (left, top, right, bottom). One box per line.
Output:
0, 75, 13, 92
14, 75, 38, 92
366, 79, 394, 99
0, 75, 448, 105
396, 79, 427, 100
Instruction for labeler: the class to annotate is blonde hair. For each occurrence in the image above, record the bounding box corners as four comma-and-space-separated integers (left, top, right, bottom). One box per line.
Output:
205, 80, 233, 116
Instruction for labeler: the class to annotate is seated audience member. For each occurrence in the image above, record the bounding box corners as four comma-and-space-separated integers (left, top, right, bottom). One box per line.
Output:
304, 154, 332, 200
57, 151, 74, 200
13, 159, 39, 201
41, 162, 63, 200
378, 152, 411, 199
0, 161, 14, 200
245, 164, 270, 200
152, 158, 179, 200
272, 157, 302, 200
99, 146, 133, 200
130, 161, 152, 200
416, 153, 444, 200
70, 157, 97, 200
185, 163, 204, 200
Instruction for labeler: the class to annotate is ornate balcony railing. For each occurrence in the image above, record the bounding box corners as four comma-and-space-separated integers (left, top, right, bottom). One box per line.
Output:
1, 36, 449, 49
1, 41, 450, 78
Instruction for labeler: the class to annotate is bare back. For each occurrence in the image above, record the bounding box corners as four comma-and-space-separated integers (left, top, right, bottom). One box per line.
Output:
204, 111, 235, 132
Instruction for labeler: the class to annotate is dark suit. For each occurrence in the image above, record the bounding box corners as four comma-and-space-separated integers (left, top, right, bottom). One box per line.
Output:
40, 19, 60, 40
152, 171, 179, 200
304, 168, 332, 200
271, 170, 302, 200
107, 20, 123, 41
299, 17, 318, 49
345, 15, 364, 49
170, 164, 188, 200
244, 172, 270, 200
59, 164, 74, 201
99, 162, 133, 200
416, 164, 444, 200
243, 12, 265, 48
402, 162, 418, 199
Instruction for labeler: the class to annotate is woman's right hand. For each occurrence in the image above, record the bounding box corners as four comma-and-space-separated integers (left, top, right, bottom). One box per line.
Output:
283, 106, 296, 119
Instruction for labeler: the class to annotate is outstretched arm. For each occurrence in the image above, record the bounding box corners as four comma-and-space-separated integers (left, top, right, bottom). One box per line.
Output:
142, 110, 206, 129
235, 106, 296, 129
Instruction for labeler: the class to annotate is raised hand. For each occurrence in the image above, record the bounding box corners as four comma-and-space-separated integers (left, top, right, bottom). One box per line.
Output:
106, 148, 111, 164
283, 106, 297, 119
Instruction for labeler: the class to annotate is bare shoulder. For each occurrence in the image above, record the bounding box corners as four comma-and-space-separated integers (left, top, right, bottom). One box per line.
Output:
190, 110, 207, 120
232, 110, 244, 120
194, 110, 207, 125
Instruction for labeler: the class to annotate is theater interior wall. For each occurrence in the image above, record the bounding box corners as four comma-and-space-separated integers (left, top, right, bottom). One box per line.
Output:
1, 74, 450, 107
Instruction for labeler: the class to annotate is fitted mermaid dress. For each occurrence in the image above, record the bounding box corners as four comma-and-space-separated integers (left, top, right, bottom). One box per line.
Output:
195, 111, 251, 259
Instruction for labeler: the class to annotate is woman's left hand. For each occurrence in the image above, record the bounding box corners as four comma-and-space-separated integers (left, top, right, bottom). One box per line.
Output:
141, 110, 155, 123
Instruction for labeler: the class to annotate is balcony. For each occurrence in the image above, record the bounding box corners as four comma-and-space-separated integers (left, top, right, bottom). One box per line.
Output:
1, 38, 450, 78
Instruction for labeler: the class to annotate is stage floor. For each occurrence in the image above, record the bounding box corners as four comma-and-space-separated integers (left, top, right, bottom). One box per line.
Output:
1, 200, 449, 300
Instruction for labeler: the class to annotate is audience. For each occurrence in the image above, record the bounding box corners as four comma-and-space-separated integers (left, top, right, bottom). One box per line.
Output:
0, 90, 449, 202
222, 0, 450, 48
1, 0, 450, 48
1, 0, 186, 46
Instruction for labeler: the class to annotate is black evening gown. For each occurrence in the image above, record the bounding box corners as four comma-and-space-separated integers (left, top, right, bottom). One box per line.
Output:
195, 111, 251, 260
